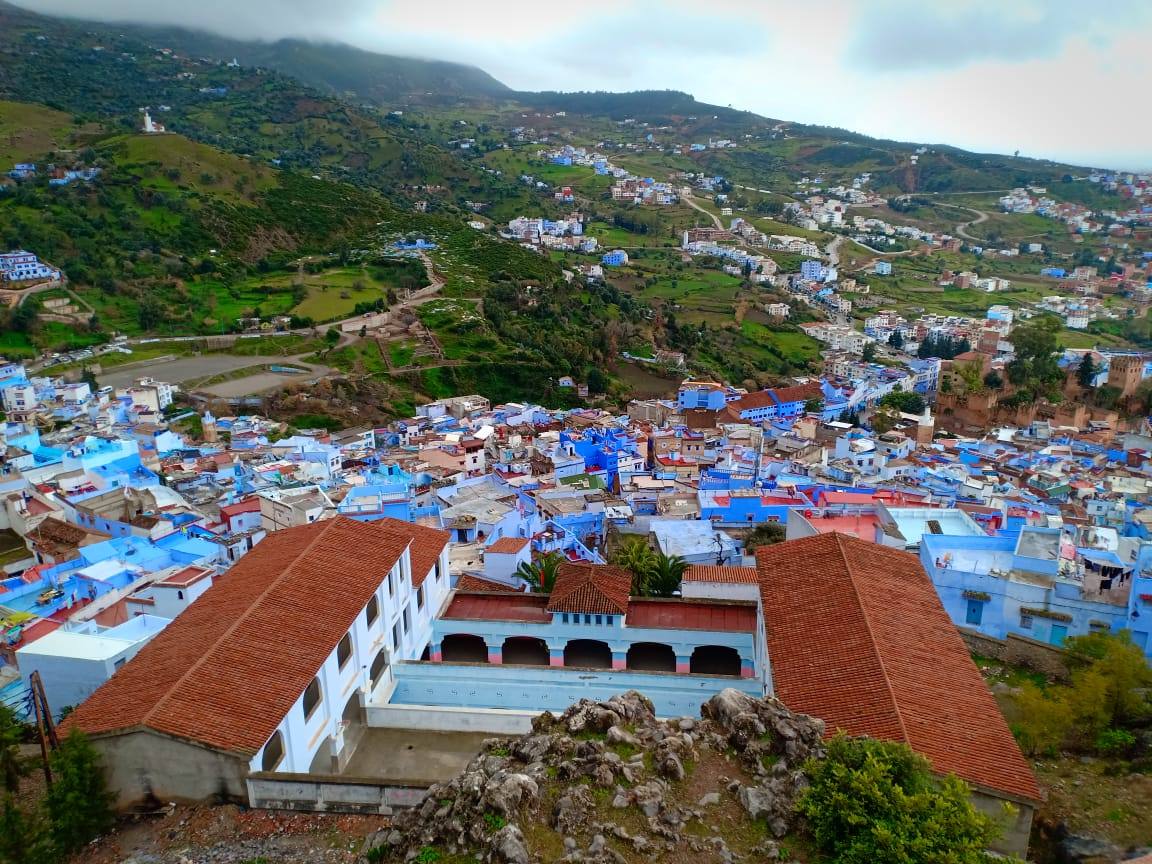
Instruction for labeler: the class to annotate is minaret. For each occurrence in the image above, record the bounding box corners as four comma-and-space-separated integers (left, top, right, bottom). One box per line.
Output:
916, 404, 935, 445
201, 410, 218, 443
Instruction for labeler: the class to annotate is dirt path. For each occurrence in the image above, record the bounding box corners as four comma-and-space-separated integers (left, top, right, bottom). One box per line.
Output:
682, 192, 723, 229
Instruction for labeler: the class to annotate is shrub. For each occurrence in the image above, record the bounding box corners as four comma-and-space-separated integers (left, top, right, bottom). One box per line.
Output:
44, 730, 115, 855
1095, 728, 1137, 757
798, 734, 998, 864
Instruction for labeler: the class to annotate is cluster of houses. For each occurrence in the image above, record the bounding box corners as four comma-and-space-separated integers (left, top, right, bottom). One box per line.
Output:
3, 340, 1152, 855
1000, 186, 1152, 235
502, 214, 598, 253
0, 250, 61, 284
2, 163, 100, 190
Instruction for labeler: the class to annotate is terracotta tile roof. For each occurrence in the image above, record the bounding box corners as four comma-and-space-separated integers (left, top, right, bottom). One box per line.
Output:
626, 598, 757, 632
486, 536, 530, 554
683, 565, 758, 584
756, 532, 1040, 803
442, 592, 551, 623
65, 517, 419, 756
545, 562, 631, 616
373, 517, 449, 588
769, 382, 823, 405
456, 574, 522, 593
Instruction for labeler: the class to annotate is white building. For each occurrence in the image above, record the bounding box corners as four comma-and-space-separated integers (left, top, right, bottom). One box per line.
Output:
66, 517, 452, 807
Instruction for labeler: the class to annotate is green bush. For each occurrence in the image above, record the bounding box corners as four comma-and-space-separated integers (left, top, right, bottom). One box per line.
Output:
798, 735, 998, 864
44, 730, 115, 856
1095, 728, 1137, 757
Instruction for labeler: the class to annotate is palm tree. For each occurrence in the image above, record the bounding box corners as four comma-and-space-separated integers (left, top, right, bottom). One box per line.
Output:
515, 552, 562, 593
610, 537, 658, 595
643, 553, 687, 598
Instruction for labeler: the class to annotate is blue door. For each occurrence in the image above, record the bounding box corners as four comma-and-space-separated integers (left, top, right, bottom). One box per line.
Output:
1050, 624, 1068, 646
965, 600, 983, 626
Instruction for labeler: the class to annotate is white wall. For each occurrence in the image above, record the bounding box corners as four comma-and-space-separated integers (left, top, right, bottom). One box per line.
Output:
250, 540, 452, 776
681, 581, 761, 602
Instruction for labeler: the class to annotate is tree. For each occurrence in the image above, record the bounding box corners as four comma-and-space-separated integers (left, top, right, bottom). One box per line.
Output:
1076, 354, 1098, 390
861, 342, 877, 362
798, 734, 998, 864
80, 367, 98, 390
879, 391, 926, 415
887, 330, 904, 350
514, 552, 562, 593
0, 794, 52, 864
0, 706, 28, 795
43, 730, 115, 856
642, 553, 686, 598
804, 397, 822, 414
983, 370, 1003, 390
744, 522, 785, 552
610, 537, 659, 595
324, 328, 340, 346
1006, 315, 1063, 397
586, 367, 608, 394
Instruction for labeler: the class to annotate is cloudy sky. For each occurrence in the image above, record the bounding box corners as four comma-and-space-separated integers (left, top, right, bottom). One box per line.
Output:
18, 0, 1152, 169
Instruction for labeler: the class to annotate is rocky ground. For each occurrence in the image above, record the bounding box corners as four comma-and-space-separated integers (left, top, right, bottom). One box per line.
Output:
374, 688, 827, 864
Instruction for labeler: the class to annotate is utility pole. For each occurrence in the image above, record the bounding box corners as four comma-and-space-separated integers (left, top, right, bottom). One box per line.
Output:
28, 671, 58, 786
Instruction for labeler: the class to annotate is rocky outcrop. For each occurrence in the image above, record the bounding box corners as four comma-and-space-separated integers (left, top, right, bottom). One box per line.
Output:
376, 689, 826, 864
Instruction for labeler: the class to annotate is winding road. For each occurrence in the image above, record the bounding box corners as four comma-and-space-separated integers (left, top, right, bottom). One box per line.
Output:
682, 192, 723, 229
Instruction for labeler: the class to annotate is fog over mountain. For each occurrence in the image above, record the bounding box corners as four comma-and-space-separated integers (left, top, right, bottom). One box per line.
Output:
13, 0, 1152, 169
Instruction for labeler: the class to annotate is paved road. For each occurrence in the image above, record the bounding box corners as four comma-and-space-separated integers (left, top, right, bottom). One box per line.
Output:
950, 205, 990, 242
98, 354, 329, 392
682, 192, 723, 229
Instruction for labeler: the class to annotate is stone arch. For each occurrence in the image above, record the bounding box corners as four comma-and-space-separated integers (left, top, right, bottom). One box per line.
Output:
441, 633, 488, 663
502, 636, 549, 666
690, 645, 741, 676
626, 641, 676, 672
564, 638, 611, 669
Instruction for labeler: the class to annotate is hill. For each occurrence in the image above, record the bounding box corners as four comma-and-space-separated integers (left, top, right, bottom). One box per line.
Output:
113, 27, 512, 105
0, 0, 496, 206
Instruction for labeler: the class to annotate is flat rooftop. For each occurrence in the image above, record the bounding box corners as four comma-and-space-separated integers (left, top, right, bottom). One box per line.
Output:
340, 728, 491, 785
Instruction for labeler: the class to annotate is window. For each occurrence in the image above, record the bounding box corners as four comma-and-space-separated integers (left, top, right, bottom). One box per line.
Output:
561, 613, 569, 624
261, 731, 285, 771
387, 571, 395, 597
113, 657, 126, 670
366, 596, 379, 627
302, 677, 322, 719
417, 585, 425, 610
392, 622, 402, 649
177, 590, 184, 600
584, 614, 592, 625
402, 606, 411, 634
337, 633, 353, 669
594, 615, 602, 626
1020, 613, 1033, 630
605, 616, 614, 627
435, 562, 443, 582
369, 648, 390, 685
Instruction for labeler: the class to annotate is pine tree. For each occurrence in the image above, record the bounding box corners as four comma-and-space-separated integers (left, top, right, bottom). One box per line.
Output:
1077, 354, 1097, 389
44, 731, 115, 856
0, 795, 52, 864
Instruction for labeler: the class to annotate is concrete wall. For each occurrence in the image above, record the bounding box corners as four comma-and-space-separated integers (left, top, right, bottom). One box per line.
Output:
246, 772, 425, 816
384, 661, 762, 718
91, 730, 248, 809
971, 787, 1035, 859
681, 582, 760, 602
366, 702, 536, 735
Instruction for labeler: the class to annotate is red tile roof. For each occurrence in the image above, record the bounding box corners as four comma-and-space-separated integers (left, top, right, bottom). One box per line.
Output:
756, 532, 1040, 803
373, 517, 449, 587
625, 598, 757, 632
545, 562, 631, 615
683, 565, 758, 584
486, 537, 530, 554
65, 517, 422, 756
442, 592, 551, 623
455, 574, 522, 593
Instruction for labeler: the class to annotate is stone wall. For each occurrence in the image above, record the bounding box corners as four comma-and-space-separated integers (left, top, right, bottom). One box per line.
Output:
959, 628, 1069, 681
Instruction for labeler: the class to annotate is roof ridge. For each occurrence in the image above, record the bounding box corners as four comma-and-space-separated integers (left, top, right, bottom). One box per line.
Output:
137, 518, 345, 733
831, 532, 912, 747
